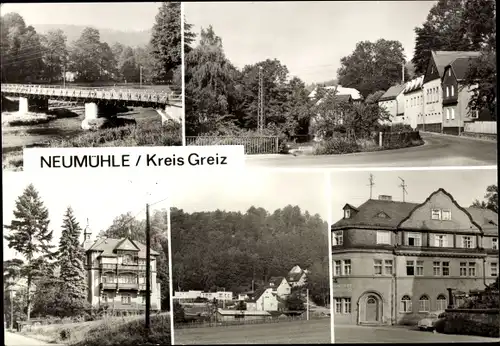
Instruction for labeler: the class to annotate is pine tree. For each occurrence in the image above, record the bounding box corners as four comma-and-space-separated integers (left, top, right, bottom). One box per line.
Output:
4, 184, 55, 321
150, 1, 181, 83
57, 207, 87, 315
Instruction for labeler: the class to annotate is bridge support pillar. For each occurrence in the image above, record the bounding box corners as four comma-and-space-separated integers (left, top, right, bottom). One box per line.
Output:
157, 104, 182, 125
18, 97, 49, 114
84, 102, 99, 120
18, 97, 28, 114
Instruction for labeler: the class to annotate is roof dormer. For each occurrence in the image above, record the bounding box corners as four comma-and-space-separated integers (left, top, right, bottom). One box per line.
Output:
342, 204, 358, 219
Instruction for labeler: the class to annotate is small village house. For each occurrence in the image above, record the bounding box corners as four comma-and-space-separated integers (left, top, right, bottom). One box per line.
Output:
287, 265, 308, 287
378, 84, 406, 126
268, 276, 292, 298
403, 76, 424, 130
246, 287, 281, 311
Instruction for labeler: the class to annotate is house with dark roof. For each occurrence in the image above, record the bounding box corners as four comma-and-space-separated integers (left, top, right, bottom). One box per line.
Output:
268, 276, 291, 298
245, 286, 281, 312
378, 84, 406, 125
331, 190, 498, 326
82, 223, 162, 313
441, 57, 494, 135
422, 50, 482, 133
286, 265, 308, 287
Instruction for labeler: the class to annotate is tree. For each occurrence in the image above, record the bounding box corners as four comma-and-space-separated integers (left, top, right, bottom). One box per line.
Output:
185, 26, 242, 135
337, 39, 407, 98
57, 207, 87, 316
285, 291, 305, 311
118, 46, 139, 83
236, 300, 247, 311
150, 2, 181, 83
4, 184, 55, 321
471, 184, 498, 213
365, 90, 386, 104
463, 50, 496, 120
412, 0, 496, 74
40, 29, 68, 83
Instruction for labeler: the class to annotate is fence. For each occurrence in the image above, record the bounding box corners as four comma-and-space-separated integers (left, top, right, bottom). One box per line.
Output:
464, 121, 497, 135
186, 136, 279, 154
175, 313, 326, 330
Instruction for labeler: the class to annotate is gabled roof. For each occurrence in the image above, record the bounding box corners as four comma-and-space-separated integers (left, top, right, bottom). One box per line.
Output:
379, 84, 406, 101
87, 237, 159, 257
397, 188, 482, 232
248, 286, 272, 302
343, 203, 359, 211
333, 199, 418, 229
403, 76, 424, 94
287, 271, 305, 283
444, 57, 479, 82
269, 276, 286, 287
466, 207, 498, 236
431, 51, 482, 78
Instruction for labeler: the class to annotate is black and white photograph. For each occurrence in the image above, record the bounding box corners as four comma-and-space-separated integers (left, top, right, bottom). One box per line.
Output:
3, 172, 173, 346
1, 2, 183, 171
169, 171, 331, 344
184, 1, 496, 168
330, 169, 499, 343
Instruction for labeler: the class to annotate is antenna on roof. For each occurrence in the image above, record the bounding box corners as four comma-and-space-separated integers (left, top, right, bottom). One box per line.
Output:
398, 177, 408, 202
368, 174, 375, 199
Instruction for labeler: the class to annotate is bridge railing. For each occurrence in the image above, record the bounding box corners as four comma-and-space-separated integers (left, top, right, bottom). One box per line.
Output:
1, 84, 182, 105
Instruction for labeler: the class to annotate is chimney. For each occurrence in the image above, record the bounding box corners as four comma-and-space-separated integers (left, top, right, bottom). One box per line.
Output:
378, 195, 393, 201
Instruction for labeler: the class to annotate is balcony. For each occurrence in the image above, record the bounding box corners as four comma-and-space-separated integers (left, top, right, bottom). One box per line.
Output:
100, 282, 148, 291
99, 263, 148, 271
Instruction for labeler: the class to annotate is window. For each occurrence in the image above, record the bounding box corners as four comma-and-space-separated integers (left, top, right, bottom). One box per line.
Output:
442, 210, 451, 221
333, 231, 343, 246
446, 86, 450, 98
400, 295, 412, 313
451, 85, 454, 97
446, 108, 450, 120
434, 234, 447, 247
384, 260, 393, 275
334, 260, 341, 276
468, 262, 476, 277
450, 108, 455, 120
462, 236, 473, 249
416, 261, 424, 276
377, 231, 391, 245
448, 69, 451, 77
419, 295, 430, 312
406, 260, 415, 276
122, 254, 134, 264
407, 233, 421, 246
442, 262, 450, 276
121, 294, 131, 304
142, 295, 146, 303
343, 260, 351, 275
335, 298, 342, 314
493, 238, 498, 250
460, 262, 467, 276
433, 261, 441, 276
437, 294, 447, 311
491, 262, 498, 277
374, 259, 383, 275
431, 209, 442, 220
344, 298, 352, 313
344, 209, 351, 219
102, 294, 108, 303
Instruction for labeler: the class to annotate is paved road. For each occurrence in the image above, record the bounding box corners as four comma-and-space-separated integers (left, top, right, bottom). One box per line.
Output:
4, 331, 63, 346
245, 132, 497, 168
174, 319, 330, 344
334, 325, 500, 343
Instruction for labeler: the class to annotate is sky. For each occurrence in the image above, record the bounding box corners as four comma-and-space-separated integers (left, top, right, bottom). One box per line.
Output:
331, 169, 498, 223
2, 171, 171, 261
185, 1, 437, 84
169, 169, 328, 221
0, 2, 162, 31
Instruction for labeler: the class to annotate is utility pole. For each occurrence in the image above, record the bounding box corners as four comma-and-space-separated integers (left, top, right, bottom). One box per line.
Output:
145, 203, 151, 333
63, 65, 66, 88
368, 174, 375, 199
257, 66, 264, 133
306, 288, 310, 321
402, 61, 405, 84
140, 66, 143, 89
398, 177, 408, 202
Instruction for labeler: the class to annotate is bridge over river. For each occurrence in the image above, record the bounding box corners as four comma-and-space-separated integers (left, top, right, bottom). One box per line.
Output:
1, 83, 183, 128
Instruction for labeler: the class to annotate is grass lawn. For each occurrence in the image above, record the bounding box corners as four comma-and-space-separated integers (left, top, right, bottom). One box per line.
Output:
174, 318, 330, 344
21, 314, 171, 346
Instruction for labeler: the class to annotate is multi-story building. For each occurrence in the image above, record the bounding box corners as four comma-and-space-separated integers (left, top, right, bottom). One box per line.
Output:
82, 226, 162, 313
173, 290, 233, 301
422, 51, 481, 133
331, 190, 498, 326
378, 84, 406, 126
403, 76, 424, 130
441, 57, 495, 135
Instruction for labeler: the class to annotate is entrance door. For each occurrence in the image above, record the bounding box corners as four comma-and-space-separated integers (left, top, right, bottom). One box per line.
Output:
365, 296, 379, 322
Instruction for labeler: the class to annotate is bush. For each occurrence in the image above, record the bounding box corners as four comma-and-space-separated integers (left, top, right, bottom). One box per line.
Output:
440, 314, 499, 338
313, 137, 360, 155
378, 123, 414, 133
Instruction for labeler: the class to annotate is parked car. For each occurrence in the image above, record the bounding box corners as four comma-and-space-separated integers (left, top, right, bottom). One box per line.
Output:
417, 311, 446, 331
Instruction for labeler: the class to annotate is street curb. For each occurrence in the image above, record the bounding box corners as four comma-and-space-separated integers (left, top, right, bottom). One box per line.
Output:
420, 131, 497, 143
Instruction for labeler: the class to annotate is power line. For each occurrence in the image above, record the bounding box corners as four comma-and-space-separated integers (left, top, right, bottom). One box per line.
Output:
398, 177, 408, 202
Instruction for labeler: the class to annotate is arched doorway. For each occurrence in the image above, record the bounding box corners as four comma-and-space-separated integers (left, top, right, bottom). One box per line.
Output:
358, 292, 383, 324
